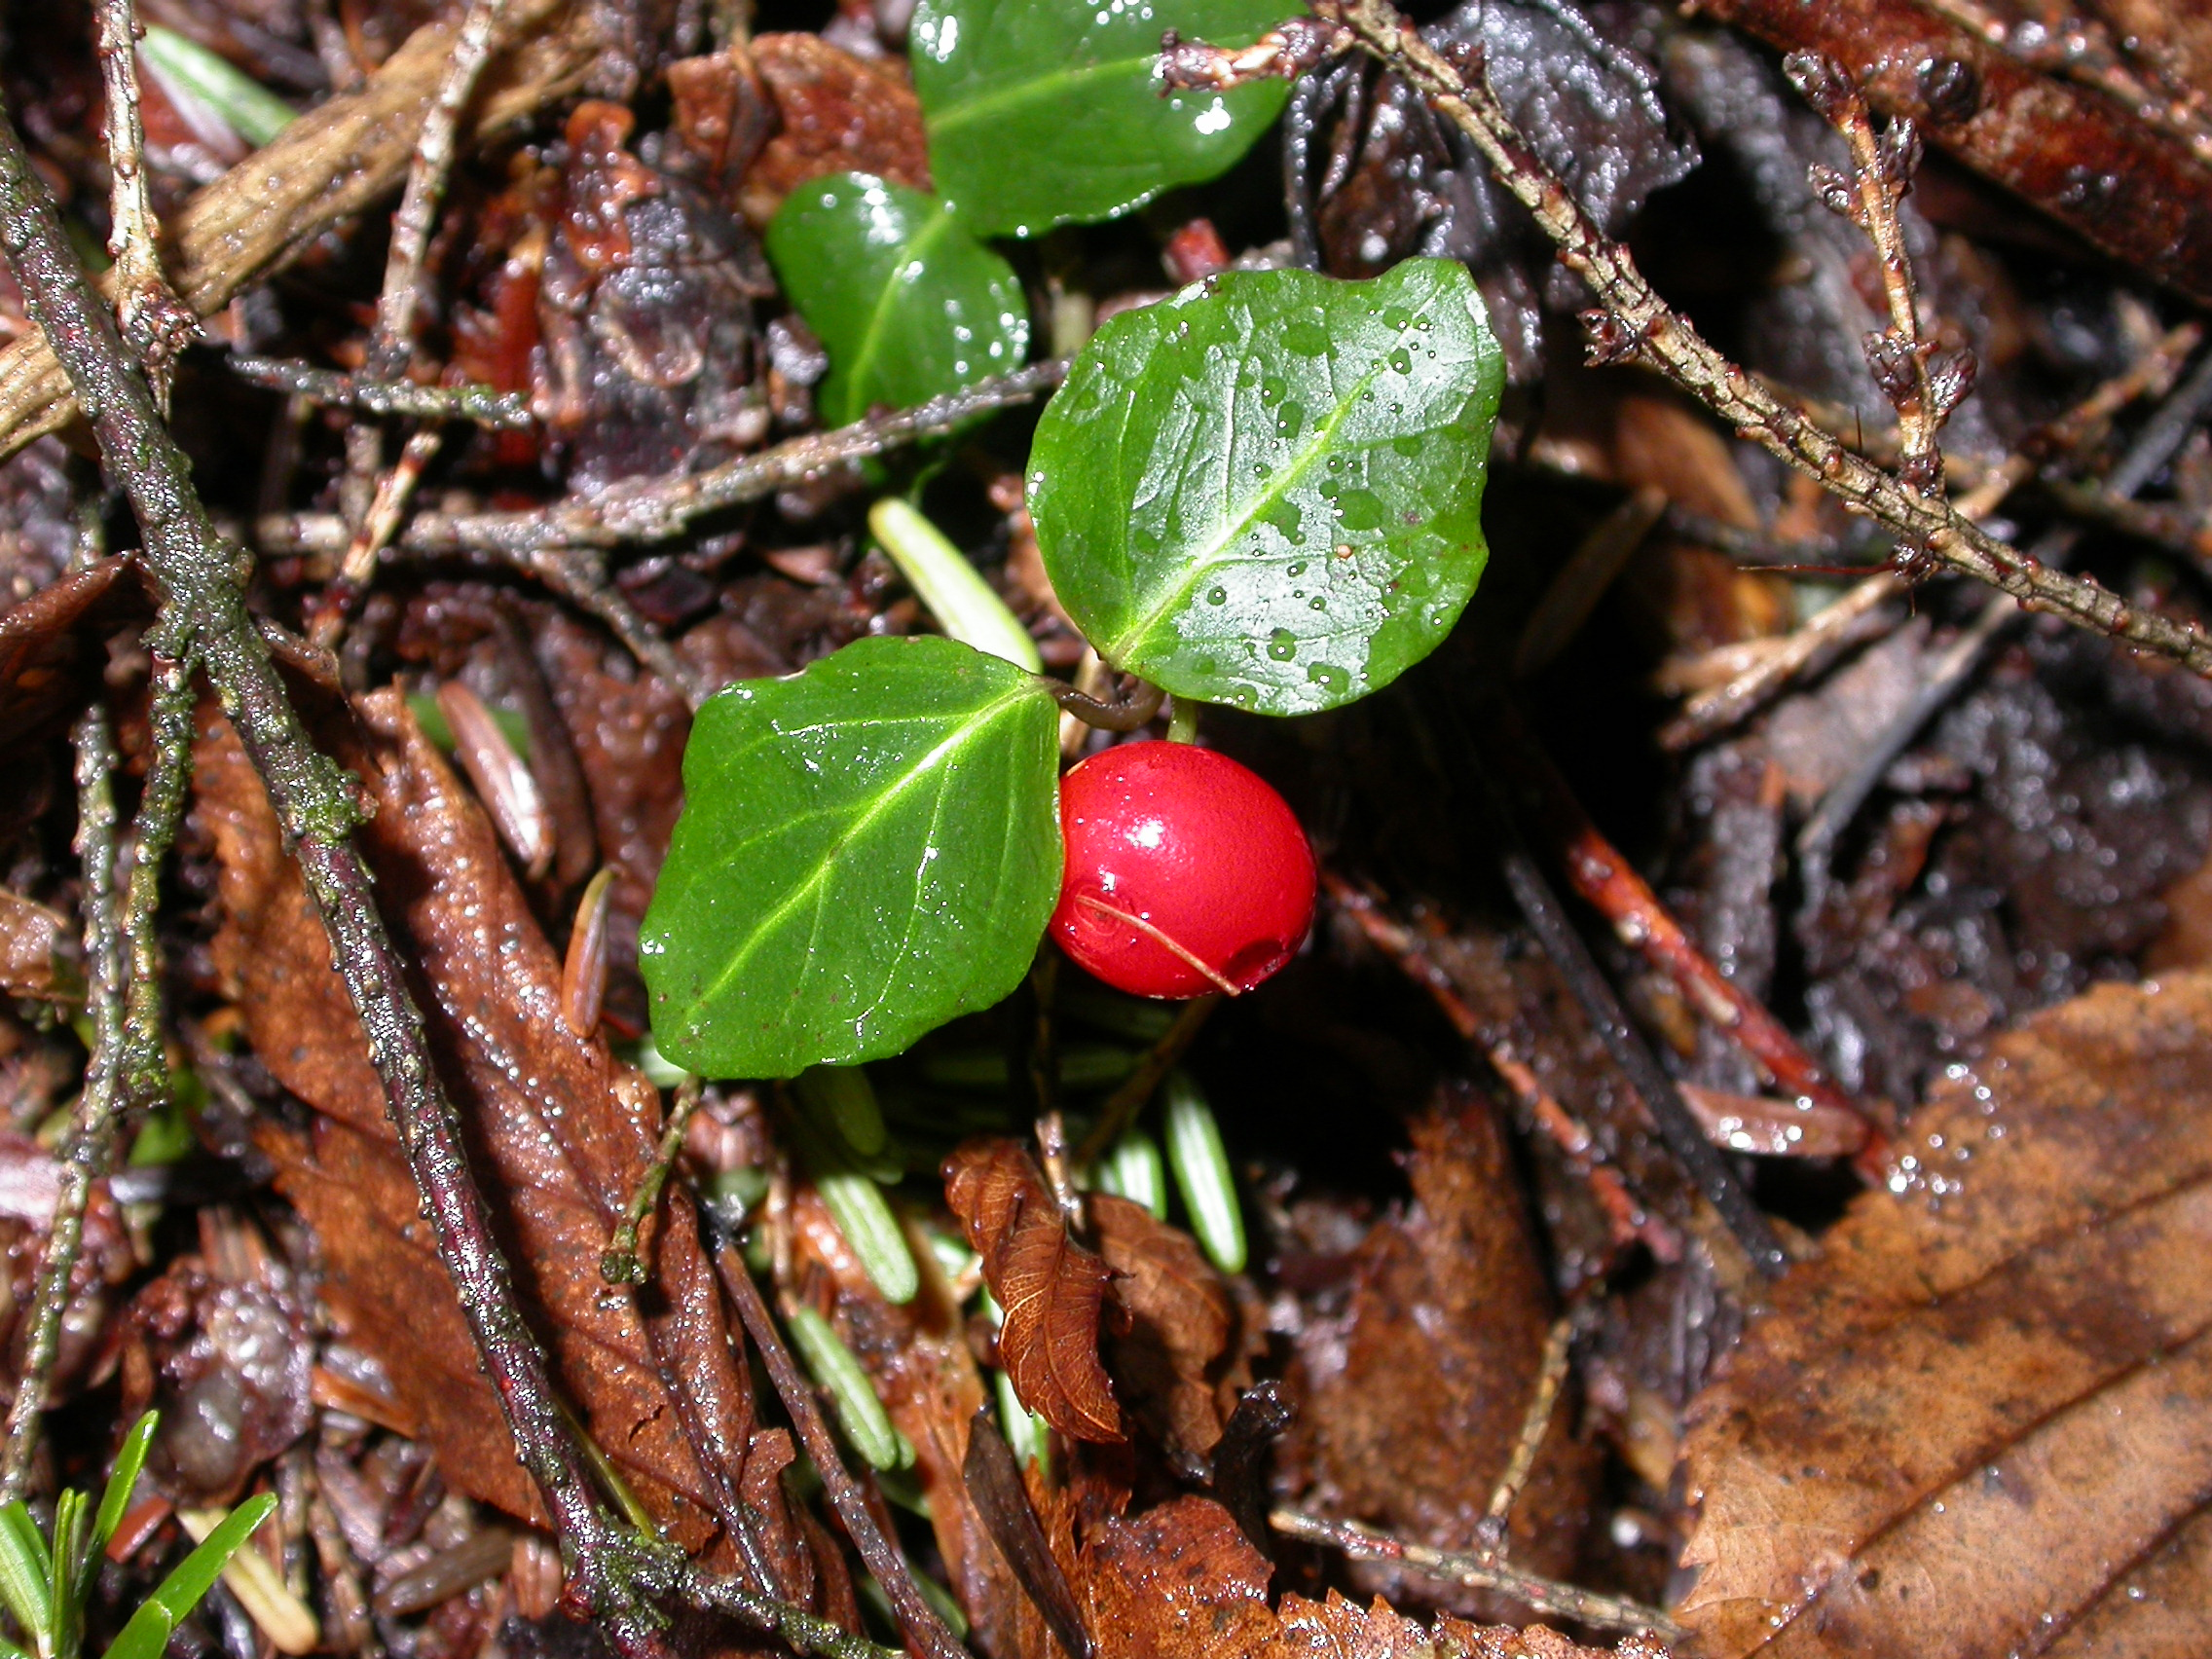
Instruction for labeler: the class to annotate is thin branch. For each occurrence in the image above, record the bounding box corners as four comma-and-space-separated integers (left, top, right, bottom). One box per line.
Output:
1270, 1510, 1683, 1641
711, 1242, 974, 1659
0, 708, 129, 1501
1300, 0, 2212, 678
229, 357, 534, 425
254, 360, 1072, 561
121, 648, 196, 1106
602, 1077, 705, 1285
92, 0, 194, 401
680, 1567, 906, 1659
0, 83, 672, 1659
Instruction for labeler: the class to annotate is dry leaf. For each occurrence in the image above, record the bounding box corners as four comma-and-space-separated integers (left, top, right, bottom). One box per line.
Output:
0, 891, 70, 1002
1678, 967, 2212, 1655
739, 34, 930, 224
0, 556, 130, 748
196, 691, 815, 1588
1089, 1194, 1236, 1463
943, 1138, 1123, 1444
1284, 1094, 1596, 1588
1042, 1492, 1656, 1659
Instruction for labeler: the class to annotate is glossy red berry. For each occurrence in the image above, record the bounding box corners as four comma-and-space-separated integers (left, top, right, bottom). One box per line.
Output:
1051, 741, 1316, 1000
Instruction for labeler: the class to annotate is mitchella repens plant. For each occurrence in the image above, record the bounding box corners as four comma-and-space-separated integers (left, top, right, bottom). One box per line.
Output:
638, 0, 1506, 1083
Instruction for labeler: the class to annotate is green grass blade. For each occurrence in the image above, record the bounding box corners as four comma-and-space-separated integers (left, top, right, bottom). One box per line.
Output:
93, 1417, 159, 1560
0, 1504, 53, 1656
100, 1491, 276, 1659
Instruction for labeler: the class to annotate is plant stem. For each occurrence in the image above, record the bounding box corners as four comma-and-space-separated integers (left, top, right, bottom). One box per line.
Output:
121, 649, 195, 1108
93, 0, 194, 400
0, 709, 128, 1503
602, 1078, 705, 1286
1312, 0, 2212, 679
0, 86, 671, 1659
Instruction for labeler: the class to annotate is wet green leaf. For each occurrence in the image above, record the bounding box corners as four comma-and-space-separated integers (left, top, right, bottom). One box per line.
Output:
913, 0, 1292, 238
765, 173, 1030, 425
1029, 260, 1503, 715
641, 637, 1062, 1077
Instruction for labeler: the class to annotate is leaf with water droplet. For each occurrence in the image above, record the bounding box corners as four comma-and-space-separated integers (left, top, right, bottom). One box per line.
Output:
911, 0, 1291, 239
1029, 261, 1503, 715
641, 637, 1062, 1077
764, 172, 1030, 425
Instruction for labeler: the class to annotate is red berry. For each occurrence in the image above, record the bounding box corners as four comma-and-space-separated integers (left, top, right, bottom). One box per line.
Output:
1051, 741, 1316, 1000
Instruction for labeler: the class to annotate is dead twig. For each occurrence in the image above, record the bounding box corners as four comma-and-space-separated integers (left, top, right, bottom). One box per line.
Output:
92, 0, 195, 400
120, 649, 195, 1106
0, 76, 675, 1658
602, 1078, 705, 1285
229, 358, 533, 426
711, 1240, 974, 1659
254, 360, 1071, 562
1291, 0, 2212, 677
1270, 1510, 1682, 1641
0, 707, 129, 1501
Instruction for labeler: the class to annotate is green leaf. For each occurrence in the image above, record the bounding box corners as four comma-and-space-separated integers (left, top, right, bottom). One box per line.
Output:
1029, 260, 1504, 715
786, 1305, 907, 1470
764, 174, 1030, 426
99, 1495, 276, 1659
138, 27, 298, 148
641, 636, 1063, 1077
0, 1507, 49, 1658
94, 1416, 159, 1562
912, 0, 1293, 238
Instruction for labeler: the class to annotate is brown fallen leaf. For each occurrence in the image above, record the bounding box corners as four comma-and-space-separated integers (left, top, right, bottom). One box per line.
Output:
196, 691, 818, 1591
0, 556, 133, 751
1042, 1492, 1658, 1659
943, 1138, 1123, 1444
739, 33, 932, 224
0, 891, 73, 1003
1677, 967, 2212, 1656
1283, 1092, 1597, 1590
1089, 1194, 1237, 1464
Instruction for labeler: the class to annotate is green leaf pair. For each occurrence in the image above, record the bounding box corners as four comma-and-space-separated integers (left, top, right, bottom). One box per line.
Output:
0, 1414, 276, 1659
765, 0, 1294, 421
645, 260, 1503, 1081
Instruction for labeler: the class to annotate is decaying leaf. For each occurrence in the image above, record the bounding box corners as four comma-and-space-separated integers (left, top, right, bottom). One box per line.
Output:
1089, 1194, 1238, 1464
0, 890, 73, 1002
943, 1137, 1123, 1443
1678, 967, 2212, 1655
740, 33, 931, 224
1284, 1093, 1597, 1589
1034, 1492, 1657, 1659
195, 691, 816, 1586
0, 556, 132, 753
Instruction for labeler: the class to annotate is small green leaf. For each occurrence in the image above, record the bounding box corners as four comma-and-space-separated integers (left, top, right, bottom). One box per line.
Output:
794, 1066, 888, 1160
1095, 1130, 1167, 1219
788, 1109, 921, 1305
912, 0, 1292, 238
138, 27, 298, 148
94, 1417, 159, 1561
765, 174, 1030, 426
869, 499, 1042, 673
1030, 260, 1504, 715
641, 636, 1063, 1077
0, 1505, 52, 1657
99, 1495, 276, 1659
786, 1305, 908, 1470
1163, 1069, 1245, 1272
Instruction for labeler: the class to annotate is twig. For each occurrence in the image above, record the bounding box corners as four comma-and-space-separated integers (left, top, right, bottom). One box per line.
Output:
0, 81, 673, 1659
512, 543, 709, 711
254, 361, 1071, 560
229, 357, 534, 426
1488, 711, 1874, 1140
1440, 706, 1788, 1277
1479, 1311, 1578, 1544
92, 0, 195, 401
711, 1242, 973, 1659
602, 1077, 705, 1285
120, 648, 196, 1106
680, 1566, 906, 1659
1302, 0, 2212, 678
1797, 344, 2212, 908
315, 424, 444, 646
1786, 54, 1962, 507
1659, 318, 2203, 750
1269, 1510, 1682, 1641
0, 708, 129, 1501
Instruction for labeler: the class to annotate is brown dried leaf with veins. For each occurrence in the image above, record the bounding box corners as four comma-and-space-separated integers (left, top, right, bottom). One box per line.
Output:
1677, 968, 2212, 1655
196, 691, 818, 1591
1089, 1194, 1237, 1463
1038, 1492, 1658, 1659
1283, 1092, 1596, 1593
943, 1137, 1123, 1443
